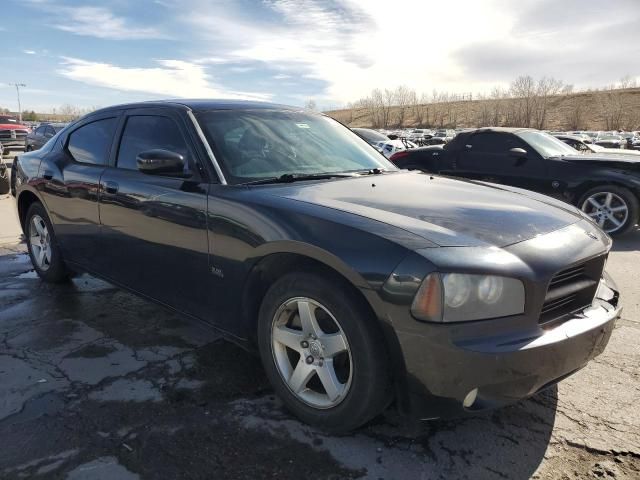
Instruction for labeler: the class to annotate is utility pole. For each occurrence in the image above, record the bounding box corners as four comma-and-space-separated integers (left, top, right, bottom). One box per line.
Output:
13, 83, 26, 122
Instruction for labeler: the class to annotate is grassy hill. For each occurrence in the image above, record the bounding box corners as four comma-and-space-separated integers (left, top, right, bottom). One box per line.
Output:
327, 87, 640, 131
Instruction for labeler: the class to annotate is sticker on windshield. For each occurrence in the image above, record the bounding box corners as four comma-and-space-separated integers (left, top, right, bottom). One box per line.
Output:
296, 123, 310, 129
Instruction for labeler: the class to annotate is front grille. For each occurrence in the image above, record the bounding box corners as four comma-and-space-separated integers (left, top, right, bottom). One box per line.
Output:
548, 264, 584, 288
0, 129, 28, 140
539, 255, 607, 324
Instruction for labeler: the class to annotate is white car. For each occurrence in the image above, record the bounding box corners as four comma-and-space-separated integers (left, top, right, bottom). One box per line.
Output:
374, 139, 418, 159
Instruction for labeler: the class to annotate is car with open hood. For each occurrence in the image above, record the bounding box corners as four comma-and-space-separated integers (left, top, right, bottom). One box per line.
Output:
391, 127, 640, 236
11, 102, 621, 432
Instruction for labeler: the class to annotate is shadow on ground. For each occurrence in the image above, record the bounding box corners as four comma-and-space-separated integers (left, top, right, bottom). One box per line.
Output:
611, 226, 640, 252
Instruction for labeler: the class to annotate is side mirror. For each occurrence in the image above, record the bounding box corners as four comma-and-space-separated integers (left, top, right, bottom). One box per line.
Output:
136, 149, 189, 177
387, 134, 399, 140
509, 147, 528, 158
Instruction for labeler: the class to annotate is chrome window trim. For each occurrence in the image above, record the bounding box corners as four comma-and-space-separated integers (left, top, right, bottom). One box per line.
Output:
187, 109, 227, 185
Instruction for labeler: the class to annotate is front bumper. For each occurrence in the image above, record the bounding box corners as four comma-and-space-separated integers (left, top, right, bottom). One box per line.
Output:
0, 139, 26, 152
396, 281, 620, 418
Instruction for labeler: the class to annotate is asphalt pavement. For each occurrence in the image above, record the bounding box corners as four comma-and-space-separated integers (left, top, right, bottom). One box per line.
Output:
0, 194, 638, 479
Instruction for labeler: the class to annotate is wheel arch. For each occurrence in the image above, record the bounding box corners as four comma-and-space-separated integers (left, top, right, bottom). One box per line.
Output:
241, 242, 374, 342
571, 179, 640, 207
240, 244, 408, 404
17, 188, 43, 233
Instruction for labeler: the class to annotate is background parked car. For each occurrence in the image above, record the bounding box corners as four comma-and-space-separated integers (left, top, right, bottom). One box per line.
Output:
555, 134, 640, 157
390, 127, 640, 235
26, 123, 67, 151
595, 135, 626, 149
351, 127, 390, 145
0, 115, 30, 155
374, 138, 417, 158
0, 143, 8, 194
352, 127, 416, 158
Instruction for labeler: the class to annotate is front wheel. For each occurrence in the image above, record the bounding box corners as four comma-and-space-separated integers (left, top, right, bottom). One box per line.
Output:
25, 202, 70, 282
578, 185, 639, 236
257, 272, 392, 433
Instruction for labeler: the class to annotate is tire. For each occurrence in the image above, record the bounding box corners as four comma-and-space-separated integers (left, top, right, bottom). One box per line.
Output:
25, 202, 70, 283
257, 272, 392, 433
0, 173, 9, 195
577, 185, 639, 236
25, 145, 33, 152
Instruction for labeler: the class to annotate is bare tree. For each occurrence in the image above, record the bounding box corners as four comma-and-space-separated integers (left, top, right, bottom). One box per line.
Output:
392, 86, 414, 127
599, 85, 625, 130
566, 97, 585, 130
533, 77, 564, 129
509, 75, 536, 127
619, 75, 637, 89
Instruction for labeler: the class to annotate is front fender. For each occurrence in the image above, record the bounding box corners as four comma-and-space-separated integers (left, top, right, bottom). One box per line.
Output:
247, 240, 372, 290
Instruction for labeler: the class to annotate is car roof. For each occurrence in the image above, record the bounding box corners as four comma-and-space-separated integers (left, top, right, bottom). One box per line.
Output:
554, 134, 584, 141
89, 99, 302, 115
468, 127, 534, 134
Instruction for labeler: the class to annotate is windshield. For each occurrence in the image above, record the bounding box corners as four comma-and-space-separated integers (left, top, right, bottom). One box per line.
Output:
196, 110, 395, 185
516, 130, 577, 157
0, 116, 18, 124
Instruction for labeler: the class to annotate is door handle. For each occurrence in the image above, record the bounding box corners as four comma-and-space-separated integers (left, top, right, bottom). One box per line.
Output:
43, 170, 54, 180
102, 181, 119, 194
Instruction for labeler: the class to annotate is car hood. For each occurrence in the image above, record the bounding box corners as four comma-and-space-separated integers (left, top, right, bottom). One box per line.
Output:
561, 153, 640, 168
266, 171, 584, 247
0, 123, 28, 130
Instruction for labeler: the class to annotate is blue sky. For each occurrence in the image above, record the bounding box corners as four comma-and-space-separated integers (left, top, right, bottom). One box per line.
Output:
2, 0, 639, 113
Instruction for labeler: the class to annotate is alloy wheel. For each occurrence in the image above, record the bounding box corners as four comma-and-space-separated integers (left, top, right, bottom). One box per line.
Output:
29, 214, 52, 271
271, 297, 352, 409
581, 192, 629, 234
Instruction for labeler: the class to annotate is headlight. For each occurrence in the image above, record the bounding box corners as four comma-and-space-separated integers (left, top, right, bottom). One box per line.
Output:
411, 273, 525, 322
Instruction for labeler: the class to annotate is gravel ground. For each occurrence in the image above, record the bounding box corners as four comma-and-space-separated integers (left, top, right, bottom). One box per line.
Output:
0, 194, 638, 479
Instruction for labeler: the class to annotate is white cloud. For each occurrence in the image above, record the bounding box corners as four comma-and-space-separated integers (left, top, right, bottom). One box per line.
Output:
53, 6, 166, 39
57, 57, 271, 100
176, 0, 639, 104
23, 49, 36, 55
177, 0, 515, 103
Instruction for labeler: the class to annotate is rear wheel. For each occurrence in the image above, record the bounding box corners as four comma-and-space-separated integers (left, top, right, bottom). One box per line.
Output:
25, 202, 70, 282
257, 272, 392, 433
578, 185, 639, 236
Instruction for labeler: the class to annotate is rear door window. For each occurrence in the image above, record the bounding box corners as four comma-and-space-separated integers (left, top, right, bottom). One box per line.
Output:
67, 118, 117, 165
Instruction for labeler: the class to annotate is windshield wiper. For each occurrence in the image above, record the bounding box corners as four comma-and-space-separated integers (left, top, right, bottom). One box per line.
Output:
242, 172, 354, 185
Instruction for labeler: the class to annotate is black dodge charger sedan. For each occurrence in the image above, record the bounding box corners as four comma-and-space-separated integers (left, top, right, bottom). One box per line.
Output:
11, 101, 620, 432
